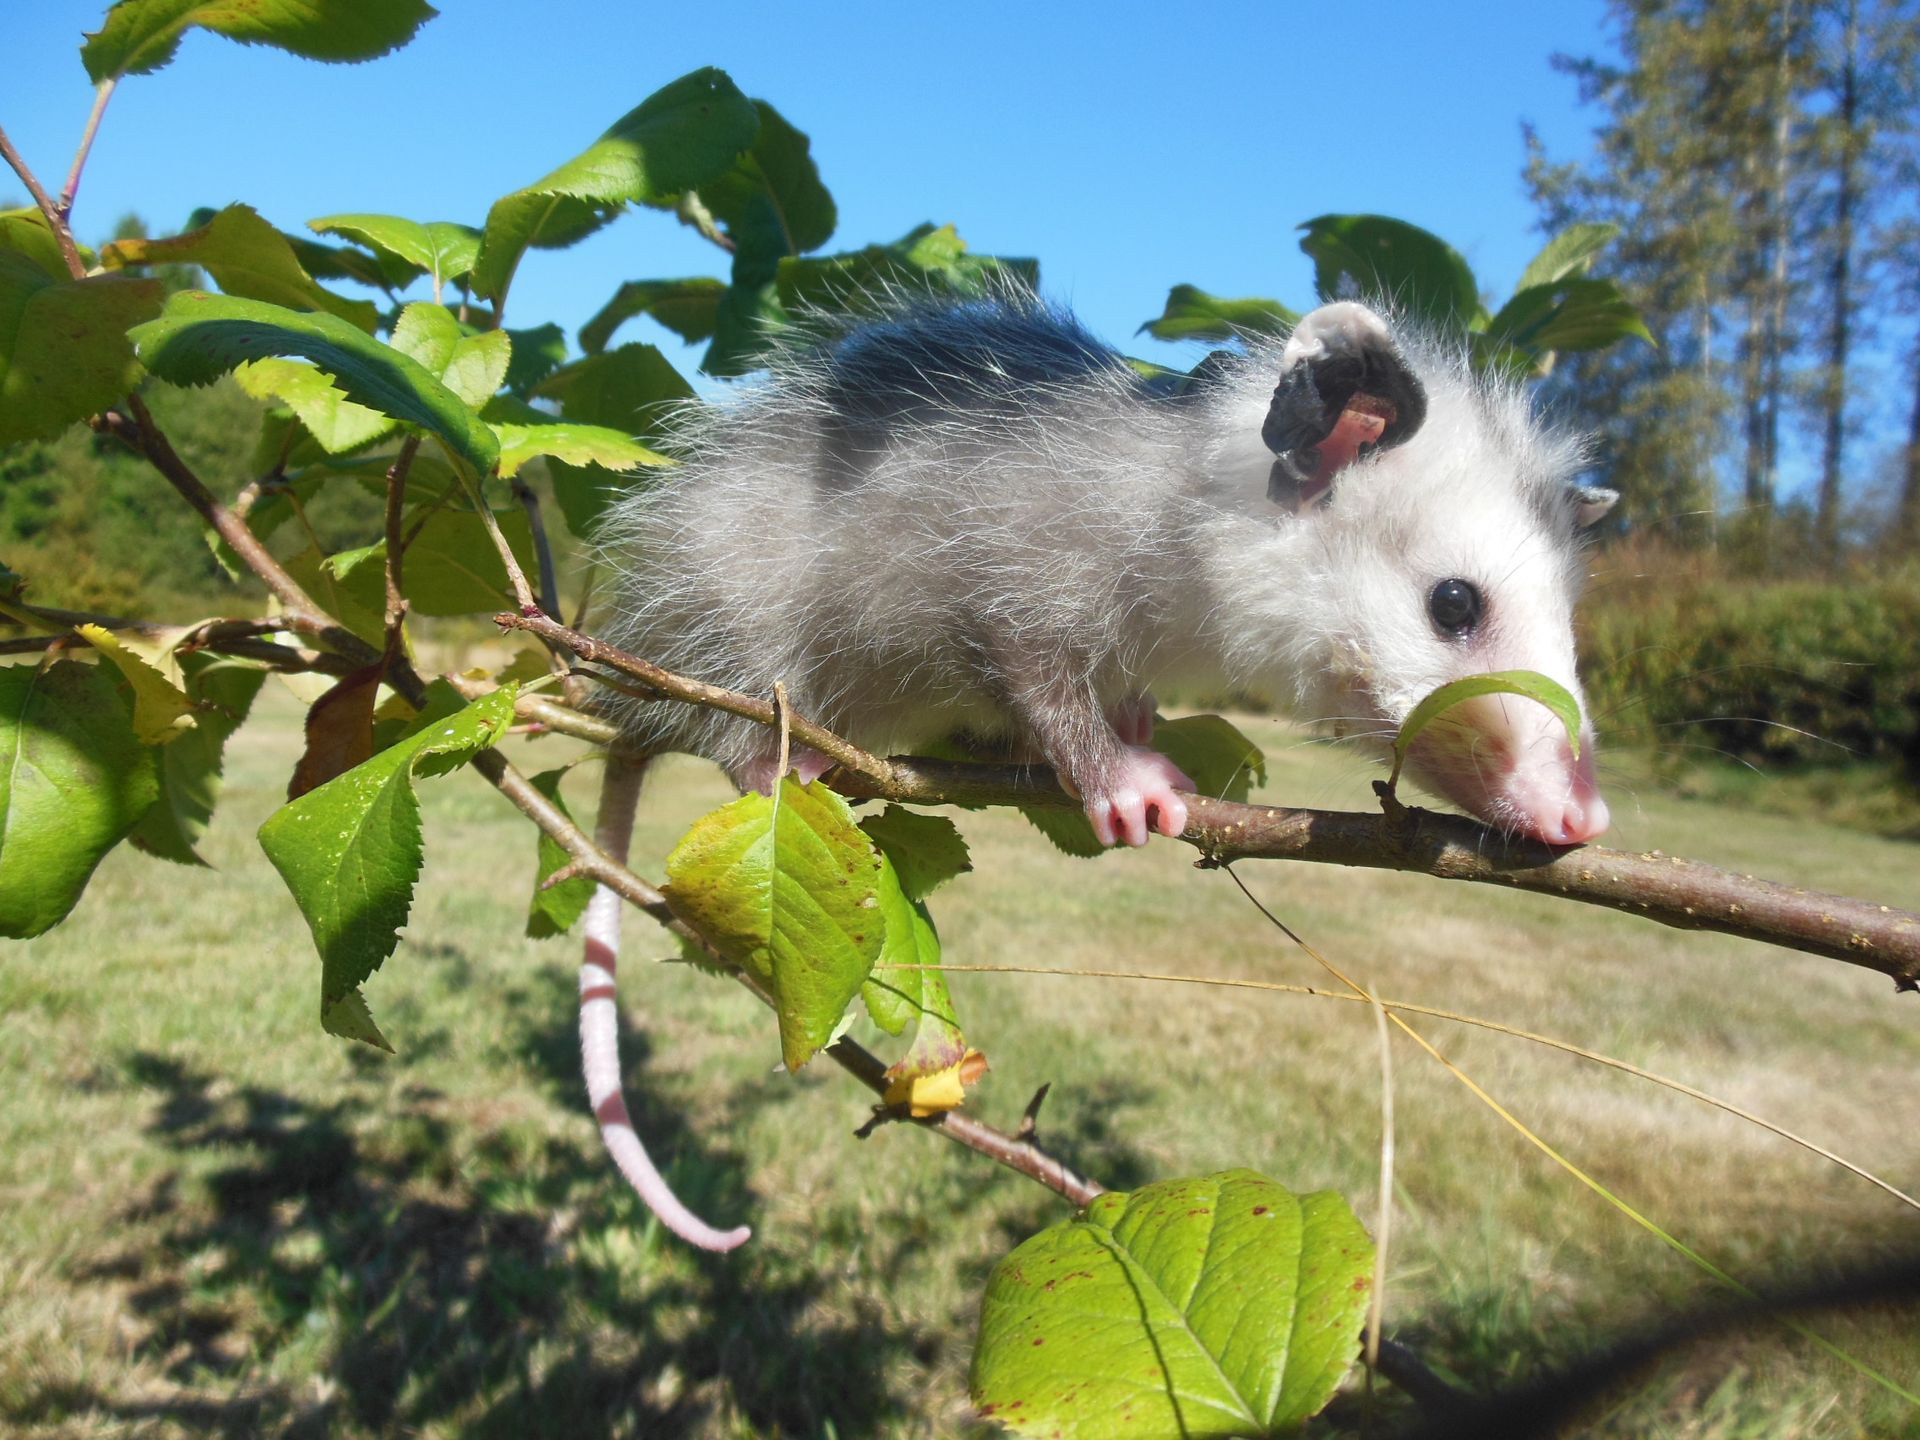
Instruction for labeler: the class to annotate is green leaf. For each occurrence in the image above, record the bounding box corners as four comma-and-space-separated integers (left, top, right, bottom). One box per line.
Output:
471, 68, 760, 303
857, 806, 970, 899
389, 302, 510, 409
0, 252, 160, 445
693, 100, 837, 256
1298, 214, 1484, 332
1390, 669, 1584, 792
309, 214, 480, 288
0, 660, 161, 937
774, 222, 1039, 318
233, 357, 396, 454
0, 208, 76, 280
858, 810, 965, 1071
82, 0, 436, 82
129, 655, 267, 866
662, 778, 885, 1071
331, 508, 538, 617
1515, 222, 1619, 291
102, 204, 378, 332
503, 322, 568, 395
536, 342, 695, 438
1139, 285, 1299, 343
257, 685, 518, 1048
526, 768, 595, 939
579, 277, 727, 353
1151, 715, 1266, 804
129, 290, 500, 484
282, 542, 386, 646
972, 1170, 1374, 1439
1485, 278, 1653, 359
492, 421, 667, 479
285, 233, 421, 292
1020, 804, 1106, 859
75, 626, 193, 744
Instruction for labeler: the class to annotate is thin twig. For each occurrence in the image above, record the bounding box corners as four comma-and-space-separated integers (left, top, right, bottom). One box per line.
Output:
0, 122, 86, 278
58, 79, 117, 222
382, 437, 420, 646
500, 611, 895, 785
511, 477, 563, 618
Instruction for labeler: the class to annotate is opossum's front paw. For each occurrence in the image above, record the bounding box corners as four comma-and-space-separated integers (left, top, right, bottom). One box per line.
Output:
1084, 747, 1194, 848
732, 745, 835, 794
1106, 693, 1158, 746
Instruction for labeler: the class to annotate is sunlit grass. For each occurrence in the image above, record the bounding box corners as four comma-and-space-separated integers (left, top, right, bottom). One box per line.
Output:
2, 687, 1916, 1437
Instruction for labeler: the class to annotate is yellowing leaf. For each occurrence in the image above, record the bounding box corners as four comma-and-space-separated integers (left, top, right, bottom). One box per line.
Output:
77, 624, 194, 744
883, 1049, 987, 1117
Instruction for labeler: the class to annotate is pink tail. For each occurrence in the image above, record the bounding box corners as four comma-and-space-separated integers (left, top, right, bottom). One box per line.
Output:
581, 756, 752, 1253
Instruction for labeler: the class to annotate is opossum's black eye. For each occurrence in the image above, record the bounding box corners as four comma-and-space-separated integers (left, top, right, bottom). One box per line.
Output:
1427, 578, 1484, 638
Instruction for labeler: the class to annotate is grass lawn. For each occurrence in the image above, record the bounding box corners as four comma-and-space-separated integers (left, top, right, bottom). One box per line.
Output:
2, 686, 1917, 1438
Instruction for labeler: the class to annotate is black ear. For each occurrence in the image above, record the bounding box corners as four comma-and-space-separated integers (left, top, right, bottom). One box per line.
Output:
1262, 302, 1428, 511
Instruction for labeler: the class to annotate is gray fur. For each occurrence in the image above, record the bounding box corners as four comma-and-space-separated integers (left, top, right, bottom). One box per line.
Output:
597, 293, 1596, 816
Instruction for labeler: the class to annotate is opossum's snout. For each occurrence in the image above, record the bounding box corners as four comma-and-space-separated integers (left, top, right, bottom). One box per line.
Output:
1401, 694, 1610, 846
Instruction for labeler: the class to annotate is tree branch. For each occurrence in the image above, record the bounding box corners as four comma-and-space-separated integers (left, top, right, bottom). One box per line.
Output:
490, 615, 1920, 989
58, 80, 117, 223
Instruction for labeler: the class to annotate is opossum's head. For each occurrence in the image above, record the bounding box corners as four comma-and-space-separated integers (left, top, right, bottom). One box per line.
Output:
1249, 303, 1617, 846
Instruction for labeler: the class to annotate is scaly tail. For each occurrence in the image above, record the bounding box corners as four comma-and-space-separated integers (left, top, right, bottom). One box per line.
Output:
580, 753, 752, 1252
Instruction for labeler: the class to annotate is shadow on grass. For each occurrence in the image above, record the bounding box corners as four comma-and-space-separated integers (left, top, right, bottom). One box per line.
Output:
8, 996, 949, 1438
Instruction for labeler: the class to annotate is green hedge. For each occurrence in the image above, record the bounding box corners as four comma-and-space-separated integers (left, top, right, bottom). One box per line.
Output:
1580, 570, 1920, 779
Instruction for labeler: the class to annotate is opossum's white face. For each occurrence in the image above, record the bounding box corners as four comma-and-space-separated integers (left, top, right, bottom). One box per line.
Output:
1290, 436, 1611, 847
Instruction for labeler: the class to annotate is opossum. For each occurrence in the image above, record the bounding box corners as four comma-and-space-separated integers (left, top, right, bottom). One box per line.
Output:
599, 296, 1616, 847
579, 295, 1617, 1251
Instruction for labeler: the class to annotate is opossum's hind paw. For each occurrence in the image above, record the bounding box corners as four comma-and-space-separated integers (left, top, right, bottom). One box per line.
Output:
1107, 693, 1158, 746
1085, 746, 1194, 847
733, 745, 835, 794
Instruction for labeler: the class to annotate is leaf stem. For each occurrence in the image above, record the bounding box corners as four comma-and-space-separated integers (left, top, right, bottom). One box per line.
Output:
58, 79, 117, 224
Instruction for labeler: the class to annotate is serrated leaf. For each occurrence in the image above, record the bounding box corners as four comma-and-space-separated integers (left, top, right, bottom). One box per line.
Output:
1390, 669, 1583, 792
76, 625, 194, 744
536, 342, 695, 438
102, 204, 377, 331
82, 0, 436, 82
662, 778, 884, 1071
858, 806, 970, 899
129, 290, 499, 484
390, 302, 510, 409
1020, 804, 1106, 859
579, 277, 727, 353
330, 508, 537, 617
309, 214, 479, 288
285, 233, 421, 292
1151, 715, 1266, 804
283, 542, 386, 646
1139, 285, 1299, 343
1515, 222, 1619, 291
526, 768, 595, 939
234, 357, 396, 454
0, 209, 75, 280
1485, 277, 1653, 358
492, 421, 667, 479
257, 685, 517, 1047
773, 222, 1039, 319
129, 655, 266, 866
693, 99, 837, 256
882, 1049, 986, 1117
503, 322, 568, 394
858, 823, 967, 1079
471, 68, 760, 303
0, 253, 160, 446
1298, 213, 1483, 332
972, 1170, 1374, 1439
0, 660, 160, 937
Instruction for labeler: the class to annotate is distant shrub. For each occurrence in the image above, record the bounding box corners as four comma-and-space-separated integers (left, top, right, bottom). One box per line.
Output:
1580, 557, 1920, 780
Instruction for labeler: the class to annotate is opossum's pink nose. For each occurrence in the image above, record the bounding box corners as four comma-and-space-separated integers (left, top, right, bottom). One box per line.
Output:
1511, 741, 1609, 846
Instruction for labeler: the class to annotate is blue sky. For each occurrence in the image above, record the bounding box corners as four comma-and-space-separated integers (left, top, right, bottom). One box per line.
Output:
5, 1, 1615, 372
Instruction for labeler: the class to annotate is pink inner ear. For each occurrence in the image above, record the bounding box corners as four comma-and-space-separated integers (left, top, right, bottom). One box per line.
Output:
1302, 403, 1391, 502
